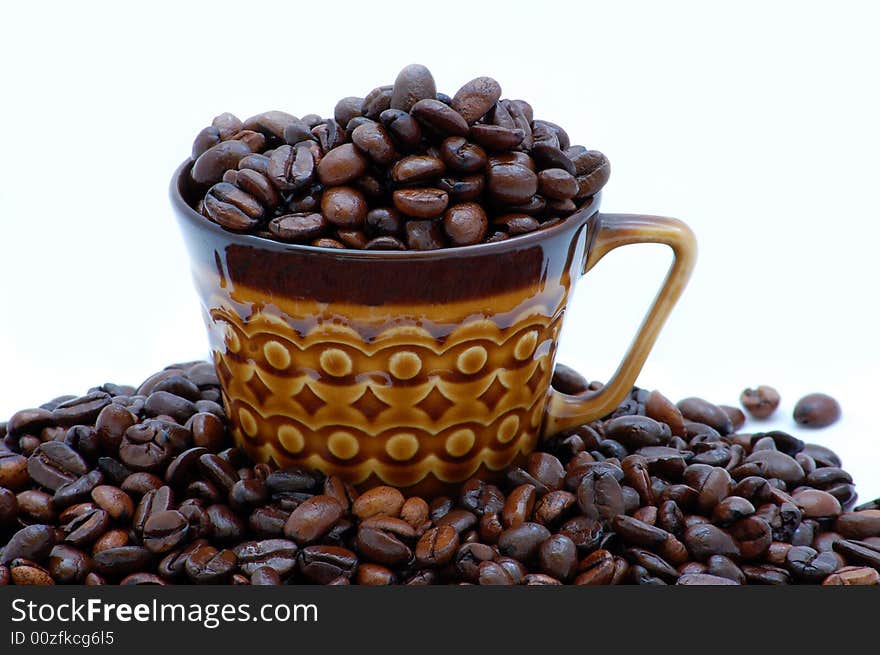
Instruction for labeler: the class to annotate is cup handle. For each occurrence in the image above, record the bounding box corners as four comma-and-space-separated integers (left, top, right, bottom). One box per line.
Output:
542, 212, 697, 437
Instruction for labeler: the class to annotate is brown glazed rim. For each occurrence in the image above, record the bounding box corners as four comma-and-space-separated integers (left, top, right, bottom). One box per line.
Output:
171, 159, 602, 260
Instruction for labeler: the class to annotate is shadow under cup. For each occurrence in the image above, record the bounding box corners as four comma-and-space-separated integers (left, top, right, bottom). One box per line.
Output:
172, 161, 600, 493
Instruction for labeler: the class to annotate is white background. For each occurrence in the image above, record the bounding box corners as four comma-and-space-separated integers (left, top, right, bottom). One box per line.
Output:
1, 2, 878, 497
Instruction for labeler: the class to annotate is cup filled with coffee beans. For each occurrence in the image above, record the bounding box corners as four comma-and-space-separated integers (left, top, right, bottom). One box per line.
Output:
171, 64, 697, 493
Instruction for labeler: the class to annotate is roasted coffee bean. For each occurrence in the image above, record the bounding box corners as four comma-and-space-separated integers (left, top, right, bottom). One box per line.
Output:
1, 524, 55, 565
794, 393, 841, 427
47, 544, 93, 584
487, 164, 538, 205
393, 188, 449, 219
351, 122, 397, 165
823, 566, 880, 585
54, 470, 103, 508
243, 111, 298, 141
28, 442, 88, 491
740, 385, 781, 419
493, 213, 539, 235
528, 489, 575, 529
677, 398, 733, 435
233, 539, 298, 577
441, 202, 488, 246
410, 99, 469, 137
538, 534, 577, 581
438, 137, 487, 174
451, 76, 502, 124
415, 525, 459, 567
405, 219, 446, 250
605, 415, 669, 450
574, 549, 615, 585
552, 364, 589, 395
316, 144, 367, 187
684, 523, 740, 561
283, 495, 343, 545
0, 452, 29, 491
122, 472, 163, 497
497, 522, 551, 562
792, 488, 842, 518
321, 186, 367, 228
835, 510, 880, 539
737, 450, 805, 486
203, 182, 263, 230
144, 510, 189, 553
391, 64, 436, 112
352, 486, 404, 519
612, 515, 669, 548
379, 109, 422, 151
365, 207, 403, 237
833, 539, 880, 569
185, 543, 236, 583
192, 140, 252, 185
361, 86, 393, 120
577, 470, 625, 522
391, 155, 446, 185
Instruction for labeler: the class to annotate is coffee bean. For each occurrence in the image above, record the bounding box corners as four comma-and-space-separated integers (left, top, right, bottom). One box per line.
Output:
552, 364, 589, 395
794, 393, 841, 427
192, 140, 252, 185
492, 213, 539, 235
281, 203, 331, 241
684, 523, 740, 561
451, 77, 501, 124
534, 490, 577, 527
379, 109, 423, 151
354, 527, 411, 566
415, 525, 459, 567
577, 470, 625, 523
27, 442, 88, 491
185, 543, 236, 583
410, 99, 469, 137
538, 533, 577, 581
497, 522, 550, 562
322, 186, 368, 228
391, 64, 436, 112
361, 86, 393, 119
612, 514, 669, 548
574, 549, 615, 585
351, 122, 397, 165
835, 510, 880, 539
823, 566, 880, 585
234, 539, 298, 577
352, 487, 404, 520
1, 524, 56, 565
391, 155, 446, 184
144, 510, 189, 554
0, 452, 29, 491
487, 164, 538, 204
605, 415, 670, 450
243, 111, 299, 141
740, 385, 780, 419
203, 182, 263, 231
393, 188, 449, 219
677, 398, 733, 435
283, 495, 343, 545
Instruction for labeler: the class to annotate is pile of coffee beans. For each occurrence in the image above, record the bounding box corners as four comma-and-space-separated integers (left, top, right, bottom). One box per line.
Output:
187, 64, 610, 250
1, 362, 873, 585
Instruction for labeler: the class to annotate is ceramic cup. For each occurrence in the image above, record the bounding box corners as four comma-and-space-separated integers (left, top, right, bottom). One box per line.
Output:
172, 161, 696, 492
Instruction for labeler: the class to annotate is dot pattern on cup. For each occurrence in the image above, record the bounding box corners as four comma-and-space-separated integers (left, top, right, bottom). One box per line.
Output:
213, 306, 559, 488
187, 65, 610, 250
